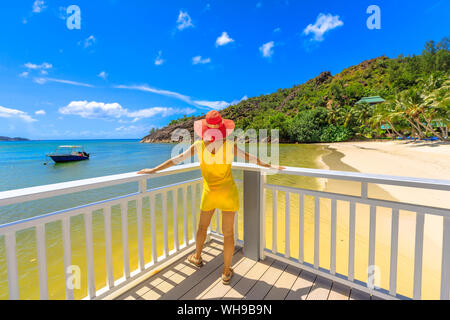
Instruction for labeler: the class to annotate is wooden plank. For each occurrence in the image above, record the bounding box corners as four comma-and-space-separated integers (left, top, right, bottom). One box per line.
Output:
306, 277, 332, 300
181, 250, 245, 300
244, 260, 287, 300
413, 212, 424, 299
264, 264, 301, 300
285, 192, 290, 258
272, 190, 277, 254
350, 288, 371, 300
314, 197, 320, 269
348, 202, 356, 281
389, 208, 399, 296
62, 217, 74, 300
84, 212, 96, 298
173, 189, 179, 252
36, 224, 48, 299
201, 256, 256, 299
161, 245, 236, 300
119, 241, 221, 300
5, 232, 19, 300
298, 194, 304, 263
330, 199, 337, 275
328, 282, 351, 300
223, 258, 274, 299
441, 217, 450, 300
121, 201, 130, 279
285, 269, 316, 300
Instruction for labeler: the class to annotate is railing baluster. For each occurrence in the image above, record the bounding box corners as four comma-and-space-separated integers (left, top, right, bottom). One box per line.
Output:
413, 212, 425, 300
173, 189, 179, 252
84, 212, 96, 298
272, 189, 277, 254
150, 193, 157, 263
62, 217, 73, 300
259, 173, 266, 258
5, 232, 19, 300
368, 205, 377, 284
36, 224, 48, 299
183, 186, 188, 245
121, 201, 130, 279
191, 184, 197, 242
137, 180, 146, 271
104, 206, 114, 289
389, 208, 399, 296
330, 199, 337, 275
162, 191, 168, 258
314, 197, 320, 269
285, 192, 290, 258
298, 193, 304, 264
441, 216, 450, 300
348, 202, 356, 282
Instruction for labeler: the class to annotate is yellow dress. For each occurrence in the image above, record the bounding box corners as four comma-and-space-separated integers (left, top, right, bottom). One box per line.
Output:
194, 140, 240, 212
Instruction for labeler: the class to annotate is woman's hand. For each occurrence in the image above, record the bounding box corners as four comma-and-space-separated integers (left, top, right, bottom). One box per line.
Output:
137, 168, 158, 174
258, 162, 285, 170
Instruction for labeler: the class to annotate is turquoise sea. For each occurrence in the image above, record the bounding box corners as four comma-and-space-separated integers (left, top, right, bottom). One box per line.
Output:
0, 139, 202, 225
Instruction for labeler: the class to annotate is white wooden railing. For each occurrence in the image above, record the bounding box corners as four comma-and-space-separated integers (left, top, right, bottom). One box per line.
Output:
0, 162, 449, 300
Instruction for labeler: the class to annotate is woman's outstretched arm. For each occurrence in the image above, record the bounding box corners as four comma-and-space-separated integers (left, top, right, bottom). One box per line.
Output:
137, 144, 196, 174
233, 144, 285, 170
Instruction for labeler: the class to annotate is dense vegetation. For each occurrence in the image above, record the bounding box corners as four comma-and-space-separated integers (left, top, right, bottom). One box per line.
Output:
142, 38, 449, 143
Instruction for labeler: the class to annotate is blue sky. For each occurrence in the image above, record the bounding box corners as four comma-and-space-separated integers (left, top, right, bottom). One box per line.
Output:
0, 0, 449, 139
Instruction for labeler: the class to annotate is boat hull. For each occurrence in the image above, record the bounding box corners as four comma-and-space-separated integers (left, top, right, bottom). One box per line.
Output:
49, 155, 89, 163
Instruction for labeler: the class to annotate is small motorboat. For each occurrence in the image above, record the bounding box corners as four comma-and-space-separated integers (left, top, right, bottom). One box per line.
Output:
46, 145, 90, 163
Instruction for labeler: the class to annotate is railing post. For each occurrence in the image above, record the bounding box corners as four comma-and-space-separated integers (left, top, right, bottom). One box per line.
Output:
243, 169, 262, 261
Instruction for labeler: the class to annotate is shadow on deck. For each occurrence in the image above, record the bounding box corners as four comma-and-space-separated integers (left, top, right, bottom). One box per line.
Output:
117, 240, 381, 300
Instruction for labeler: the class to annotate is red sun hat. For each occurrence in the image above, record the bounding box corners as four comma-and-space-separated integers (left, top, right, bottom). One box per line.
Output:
194, 110, 235, 141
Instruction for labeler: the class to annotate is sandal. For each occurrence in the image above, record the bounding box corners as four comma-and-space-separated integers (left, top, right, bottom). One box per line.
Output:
188, 253, 204, 267
222, 268, 234, 285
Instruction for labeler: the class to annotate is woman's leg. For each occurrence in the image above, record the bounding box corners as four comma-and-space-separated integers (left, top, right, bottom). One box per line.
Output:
195, 209, 215, 259
221, 211, 235, 276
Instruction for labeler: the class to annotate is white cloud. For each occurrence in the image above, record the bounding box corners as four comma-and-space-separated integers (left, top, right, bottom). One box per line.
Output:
19, 72, 29, 78
0, 105, 36, 122
115, 84, 244, 111
32, 0, 46, 13
24, 62, 52, 70
303, 13, 344, 41
155, 51, 164, 66
273, 27, 281, 33
98, 71, 108, 79
192, 56, 211, 65
216, 32, 234, 47
33, 77, 94, 88
259, 41, 275, 58
59, 101, 195, 121
176, 11, 194, 30
83, 35, 96, 48
35, 109, 46, 115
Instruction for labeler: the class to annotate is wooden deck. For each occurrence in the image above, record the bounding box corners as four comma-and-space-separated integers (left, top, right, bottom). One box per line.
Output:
117, 240, 378, 300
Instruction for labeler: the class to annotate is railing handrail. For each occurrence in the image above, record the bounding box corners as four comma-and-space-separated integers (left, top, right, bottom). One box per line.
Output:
1, 161, 450, 207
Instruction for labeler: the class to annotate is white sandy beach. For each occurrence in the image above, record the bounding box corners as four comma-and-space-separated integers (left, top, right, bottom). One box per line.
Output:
322, 140, 450, 209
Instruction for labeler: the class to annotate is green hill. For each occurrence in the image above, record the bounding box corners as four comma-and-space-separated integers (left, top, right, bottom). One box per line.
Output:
141, 38, 449, 143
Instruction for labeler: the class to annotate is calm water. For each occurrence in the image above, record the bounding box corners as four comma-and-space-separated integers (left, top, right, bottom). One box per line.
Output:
0, 140, 440, 299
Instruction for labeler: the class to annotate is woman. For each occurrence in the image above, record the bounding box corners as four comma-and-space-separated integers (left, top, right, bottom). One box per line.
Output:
138, 110, 284, 284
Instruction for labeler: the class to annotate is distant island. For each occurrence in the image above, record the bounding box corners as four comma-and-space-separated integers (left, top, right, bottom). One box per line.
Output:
0, 136, 29, 141
141, 38, 449, 144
